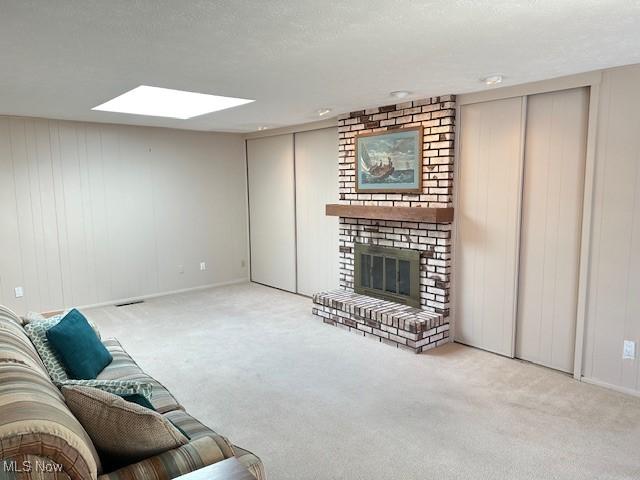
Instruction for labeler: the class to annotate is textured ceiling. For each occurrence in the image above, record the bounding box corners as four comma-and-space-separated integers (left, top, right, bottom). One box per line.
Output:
1, 0, 640, 132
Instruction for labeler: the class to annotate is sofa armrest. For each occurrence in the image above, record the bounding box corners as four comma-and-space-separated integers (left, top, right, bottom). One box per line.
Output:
1, 454, 72, 480
97, 437, 226, 480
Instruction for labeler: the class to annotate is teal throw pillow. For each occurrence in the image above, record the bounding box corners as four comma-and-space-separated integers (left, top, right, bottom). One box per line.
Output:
45, 309, 113, 379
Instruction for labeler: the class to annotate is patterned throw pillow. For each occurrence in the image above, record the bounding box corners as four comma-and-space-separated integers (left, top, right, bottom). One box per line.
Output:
22, 310, 47, 324
24, 317, 69, 383
24, 317, 152, 400
61, 379, 153, 399
62, 386, 188, 463
23, 310, 102, 339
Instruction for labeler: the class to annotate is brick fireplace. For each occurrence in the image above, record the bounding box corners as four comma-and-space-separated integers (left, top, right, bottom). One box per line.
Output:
312, 95, 455, 353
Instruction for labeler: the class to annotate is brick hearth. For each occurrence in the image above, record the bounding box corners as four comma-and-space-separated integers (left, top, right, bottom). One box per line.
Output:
313, 290, 449, 353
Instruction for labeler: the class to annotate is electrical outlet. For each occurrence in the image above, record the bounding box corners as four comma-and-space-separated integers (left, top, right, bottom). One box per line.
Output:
178, 264, 184, 274
14, 286, 24, 298
200, 262, 206, 271
623, 340, 636, 359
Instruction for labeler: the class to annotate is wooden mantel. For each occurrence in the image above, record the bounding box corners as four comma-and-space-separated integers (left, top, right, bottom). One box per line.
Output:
325, 204, 454, 223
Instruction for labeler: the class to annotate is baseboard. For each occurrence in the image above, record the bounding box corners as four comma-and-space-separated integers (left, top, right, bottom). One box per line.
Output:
580, 376, 640, 398
66, 278, 249, 312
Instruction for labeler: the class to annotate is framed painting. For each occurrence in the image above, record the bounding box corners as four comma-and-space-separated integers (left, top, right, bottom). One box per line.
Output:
355, 126, 423, 193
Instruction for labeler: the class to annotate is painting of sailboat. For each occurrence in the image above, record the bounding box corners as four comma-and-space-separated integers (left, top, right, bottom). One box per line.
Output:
355, 127, 422, 192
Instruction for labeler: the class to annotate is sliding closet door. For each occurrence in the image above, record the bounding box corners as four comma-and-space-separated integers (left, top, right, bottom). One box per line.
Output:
295, 128, 340, 296
247, 135, 297, 292
515, 88, 589, 372
455, 97, 525, 357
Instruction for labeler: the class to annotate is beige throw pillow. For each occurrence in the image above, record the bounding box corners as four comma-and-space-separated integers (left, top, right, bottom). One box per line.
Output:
62, 385, 188, 462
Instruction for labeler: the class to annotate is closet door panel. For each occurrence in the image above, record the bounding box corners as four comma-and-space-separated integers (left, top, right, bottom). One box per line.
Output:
516, 87, 589, 372
295, 128, 339, 296
247, 135, 297, 292
455, 97, 525, 356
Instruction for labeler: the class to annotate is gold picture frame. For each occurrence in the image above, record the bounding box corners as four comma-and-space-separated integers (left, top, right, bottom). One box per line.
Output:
354, 126, 423, 193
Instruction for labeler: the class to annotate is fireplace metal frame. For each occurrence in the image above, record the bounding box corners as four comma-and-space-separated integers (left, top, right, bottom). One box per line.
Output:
354, 243, 420, 308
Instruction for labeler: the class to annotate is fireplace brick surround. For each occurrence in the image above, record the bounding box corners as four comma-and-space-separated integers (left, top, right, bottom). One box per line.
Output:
312, 96, 456, 353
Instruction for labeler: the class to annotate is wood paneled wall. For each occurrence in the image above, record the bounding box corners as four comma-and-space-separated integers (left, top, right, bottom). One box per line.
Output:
0, 116, 249, 314
583, 66, 640, 392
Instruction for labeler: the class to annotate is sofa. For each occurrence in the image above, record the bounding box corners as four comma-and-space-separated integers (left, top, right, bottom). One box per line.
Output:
0, 305, 265, 480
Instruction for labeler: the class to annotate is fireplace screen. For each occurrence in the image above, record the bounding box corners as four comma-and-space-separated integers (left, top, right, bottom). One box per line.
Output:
354, 243, 420, 307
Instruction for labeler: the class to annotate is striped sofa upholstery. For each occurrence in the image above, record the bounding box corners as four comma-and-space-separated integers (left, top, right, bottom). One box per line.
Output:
1, 454, 72, 480
0, 308, 102, 479
98, 339, 182, 414
96, 437, 225, 480
0, 307, 265, 479
164, 411, 265, 480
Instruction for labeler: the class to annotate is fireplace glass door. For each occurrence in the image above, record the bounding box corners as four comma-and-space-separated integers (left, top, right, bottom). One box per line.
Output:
355, 243, 420, 307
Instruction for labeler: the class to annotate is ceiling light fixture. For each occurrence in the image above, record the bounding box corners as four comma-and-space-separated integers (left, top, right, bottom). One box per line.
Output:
481, 75, 503, 86
317, 108, 332, 116
92, 85, 254, 119
390, 90, 411, 99
257, 126, 269, 131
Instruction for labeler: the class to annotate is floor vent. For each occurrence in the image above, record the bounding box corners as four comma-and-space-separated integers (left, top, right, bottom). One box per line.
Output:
114, 300, 144, 307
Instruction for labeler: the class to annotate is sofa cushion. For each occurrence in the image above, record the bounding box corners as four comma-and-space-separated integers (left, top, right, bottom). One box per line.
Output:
162, 410, 265, 480
97, 436, 226, 480
46, 309, 113, 379
62, 386, 188, 464
162, 410, 234, 458
97, 339, 148, 379
99, 338, 183, 413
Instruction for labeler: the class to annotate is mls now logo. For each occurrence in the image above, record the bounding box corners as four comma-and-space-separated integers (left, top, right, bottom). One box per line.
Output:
2, 459, 63, 474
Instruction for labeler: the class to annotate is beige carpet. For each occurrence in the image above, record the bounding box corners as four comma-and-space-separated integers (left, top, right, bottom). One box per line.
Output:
86, 282, 640, 480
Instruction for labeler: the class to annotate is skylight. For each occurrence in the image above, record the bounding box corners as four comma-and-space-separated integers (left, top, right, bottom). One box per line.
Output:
92, 85, 254, 119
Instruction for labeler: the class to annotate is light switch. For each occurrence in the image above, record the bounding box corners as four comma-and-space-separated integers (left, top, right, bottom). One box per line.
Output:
200, 262, 206, 271
14, 286, 24, 298
623, 340, 636, 359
